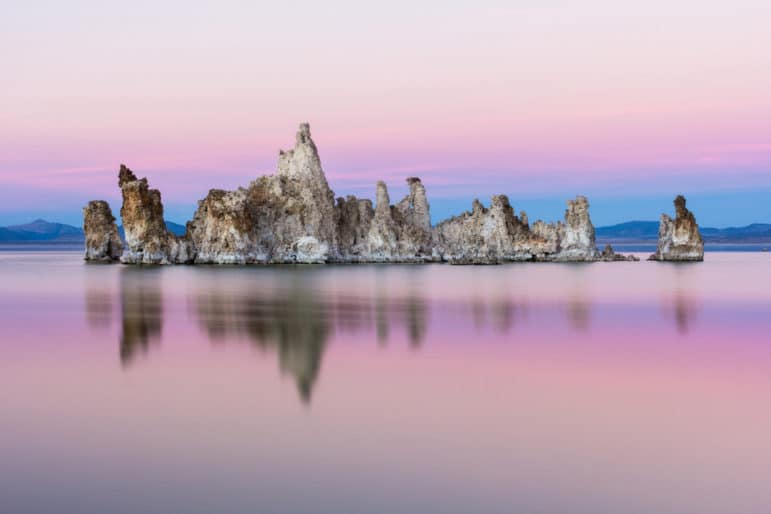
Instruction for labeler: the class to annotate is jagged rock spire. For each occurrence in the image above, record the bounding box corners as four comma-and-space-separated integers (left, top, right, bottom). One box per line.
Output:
118, 164, 137, 188
375, 181, 391, 219
396, 177, 431, 231
83, 200, 122, 261
118, 165, 192, 264
555, 195, 600, 260
277, 123, 327, 186
649, 195, 704, 261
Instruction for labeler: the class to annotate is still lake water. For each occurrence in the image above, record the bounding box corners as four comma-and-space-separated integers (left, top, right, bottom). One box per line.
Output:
1, 251, 770, 514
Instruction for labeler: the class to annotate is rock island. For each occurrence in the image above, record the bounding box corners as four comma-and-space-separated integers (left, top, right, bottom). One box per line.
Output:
84, 124, 703, 264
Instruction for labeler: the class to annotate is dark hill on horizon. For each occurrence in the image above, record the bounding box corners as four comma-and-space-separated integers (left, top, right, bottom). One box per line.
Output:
595, 221, 660, 240
596, 221, 771, 243
0, 219, 186, 243
1, 218, 770, 244
4, 219, 84, 241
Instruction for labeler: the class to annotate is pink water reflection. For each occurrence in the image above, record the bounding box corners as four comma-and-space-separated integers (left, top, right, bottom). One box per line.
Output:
1, 252, 771, 513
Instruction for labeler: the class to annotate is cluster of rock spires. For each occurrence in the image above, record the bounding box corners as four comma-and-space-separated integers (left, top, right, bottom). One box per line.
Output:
83, 123, 702, 264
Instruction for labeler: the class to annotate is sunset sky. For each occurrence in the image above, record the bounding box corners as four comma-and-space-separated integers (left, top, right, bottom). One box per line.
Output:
1, 0, 770, 227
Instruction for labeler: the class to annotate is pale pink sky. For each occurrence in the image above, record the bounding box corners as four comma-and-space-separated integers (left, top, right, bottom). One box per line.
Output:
1, 1, 770, 225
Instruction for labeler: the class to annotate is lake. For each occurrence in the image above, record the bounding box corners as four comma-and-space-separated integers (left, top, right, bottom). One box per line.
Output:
2, 251, 770, 514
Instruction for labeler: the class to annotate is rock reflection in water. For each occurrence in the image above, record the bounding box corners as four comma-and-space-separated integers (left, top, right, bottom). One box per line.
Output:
404, 295, 427, 347
375, 294, 388, 344
120, 268, 163, 366
566, 294, 591, 332
193, 283, 429, 402
664, 292, 700, 335
467, 297, 528, 334
662, 266, 701, 335
85, 288, 114, 328
98, 264, 717, 405
105, 266, 605, 402
195, 289, 329, 403
490, 299, 523, 333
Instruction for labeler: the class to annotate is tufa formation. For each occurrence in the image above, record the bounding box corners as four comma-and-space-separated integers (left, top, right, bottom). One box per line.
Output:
84, 123, 654, 264
600, 243, 639, 262
118, 165, 193, 264
83, 200, 123, 261
648, 195, 704, 262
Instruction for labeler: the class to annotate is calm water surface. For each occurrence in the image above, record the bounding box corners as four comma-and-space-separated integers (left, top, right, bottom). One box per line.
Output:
1, 252, 770, 514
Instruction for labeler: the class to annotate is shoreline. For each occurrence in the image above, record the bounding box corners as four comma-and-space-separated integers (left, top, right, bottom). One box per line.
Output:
1, 244, 767, 255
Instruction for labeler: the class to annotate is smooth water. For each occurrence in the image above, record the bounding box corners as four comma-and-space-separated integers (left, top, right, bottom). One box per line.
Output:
1, 252, 770, 514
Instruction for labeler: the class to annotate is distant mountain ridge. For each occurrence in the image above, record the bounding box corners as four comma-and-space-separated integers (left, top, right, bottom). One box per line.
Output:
0, 219, 186, 243
0, 219, 84, 242
595, 221, 659, 240
1, 218, 770, 244
596, 221, 771, 243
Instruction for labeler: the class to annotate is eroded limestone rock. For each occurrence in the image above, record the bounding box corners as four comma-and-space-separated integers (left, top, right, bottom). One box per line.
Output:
434, 196, 533, 264
335, 195, 375, 260
331, 178, 434, 262
119, 165, 192, 264
362, 180, 400, 260
433, 195, 601, 264
600, 243, 639, 262
649, 195, 704, 261
275, 123, 338, 257
110, 123, 654, 265
371, 179, 432, 261
186, 187, 258, 264
83, 200, 122, 261
187, 124, 338, 263
396, 177, 431, 232
185, 133, 439, 263
551, 196, 600, 261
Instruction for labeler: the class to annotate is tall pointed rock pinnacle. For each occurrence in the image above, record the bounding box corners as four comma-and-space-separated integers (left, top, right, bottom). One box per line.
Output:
649, 195, 704, 261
